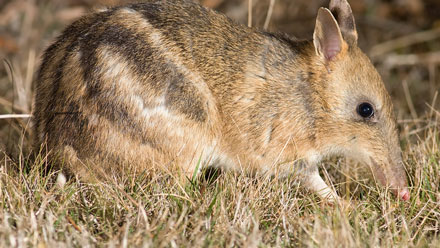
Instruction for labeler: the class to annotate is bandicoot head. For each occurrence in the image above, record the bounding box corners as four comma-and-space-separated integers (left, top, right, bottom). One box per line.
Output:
312, 0, 409, 200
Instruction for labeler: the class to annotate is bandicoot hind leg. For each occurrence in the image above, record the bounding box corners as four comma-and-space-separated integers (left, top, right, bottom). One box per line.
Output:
60, 142, 206, 184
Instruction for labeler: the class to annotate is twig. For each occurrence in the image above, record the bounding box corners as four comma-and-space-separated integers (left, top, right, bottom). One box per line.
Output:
402, 80, 419, 123
66, 215, 82, 232
24, 49, 36, 113
3, 59, 15, 148
407, 123, 438, 136
370, 28, 440, 58
429, 64, 437, 99
357, 16, 419, 36
248, 0, 252, 27
0, 114, 32, 119
382, 51, 440, 67
263, 0, 275, 30
397, 119, 427, 124
0, 97, 28, 113
428, 91, 438, 119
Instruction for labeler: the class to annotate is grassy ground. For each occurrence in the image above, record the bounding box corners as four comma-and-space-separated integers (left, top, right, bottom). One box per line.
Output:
0, 125, 439, 247
1, 0, 439, 247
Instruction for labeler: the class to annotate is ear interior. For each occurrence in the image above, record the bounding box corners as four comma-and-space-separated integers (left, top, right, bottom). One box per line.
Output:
313, 8, 345, 61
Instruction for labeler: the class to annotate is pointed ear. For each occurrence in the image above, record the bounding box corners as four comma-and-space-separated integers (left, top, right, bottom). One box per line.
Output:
313, 8, 345, 61
329, 0, 358, 45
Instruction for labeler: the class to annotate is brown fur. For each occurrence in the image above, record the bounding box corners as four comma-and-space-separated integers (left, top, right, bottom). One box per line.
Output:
33, 0, 409, 200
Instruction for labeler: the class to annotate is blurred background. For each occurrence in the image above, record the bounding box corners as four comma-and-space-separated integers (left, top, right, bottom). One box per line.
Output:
0, 0, 439, 157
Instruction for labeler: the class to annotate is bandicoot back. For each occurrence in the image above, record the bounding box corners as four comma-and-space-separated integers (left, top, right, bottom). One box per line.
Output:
33, 0, 409, 201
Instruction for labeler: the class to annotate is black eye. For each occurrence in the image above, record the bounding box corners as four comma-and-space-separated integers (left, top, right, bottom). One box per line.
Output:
357, 102, 374, 118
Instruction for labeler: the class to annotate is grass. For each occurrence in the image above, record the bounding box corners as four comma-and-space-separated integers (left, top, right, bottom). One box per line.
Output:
0, 121, 439, 247
1, 0, 439, 247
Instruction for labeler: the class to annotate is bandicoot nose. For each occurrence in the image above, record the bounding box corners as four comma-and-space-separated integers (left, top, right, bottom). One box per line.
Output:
398, 188, 410, 201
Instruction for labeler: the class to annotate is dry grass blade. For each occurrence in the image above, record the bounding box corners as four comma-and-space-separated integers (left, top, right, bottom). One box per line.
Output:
0, 97, 29, 113
66, 215, 82, 232
383, 51, 440, 67
263, 0, 276, 30
248, 0, 252, 27
370, 28, 440, 58
402, 80, 419, 122
0, 114, 32, 119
